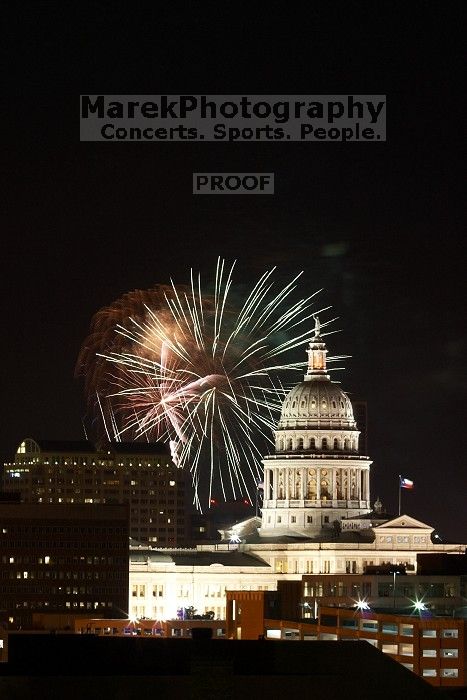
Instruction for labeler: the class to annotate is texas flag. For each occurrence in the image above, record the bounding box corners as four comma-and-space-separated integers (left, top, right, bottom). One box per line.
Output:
400, 477, 414, 490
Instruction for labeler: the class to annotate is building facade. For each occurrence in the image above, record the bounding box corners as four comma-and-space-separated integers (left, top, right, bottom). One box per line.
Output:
301, 573, 464, 617
2, 439, 191, 546
225, 590, 466, 687
270, 606, 465, 688
128, 546, 274, 621
128, 519, 465, 622
0, 502, 129, 629
73, 617, 226, 638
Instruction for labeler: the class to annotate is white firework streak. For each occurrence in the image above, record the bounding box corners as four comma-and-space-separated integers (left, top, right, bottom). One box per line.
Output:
96, 258, 341, 511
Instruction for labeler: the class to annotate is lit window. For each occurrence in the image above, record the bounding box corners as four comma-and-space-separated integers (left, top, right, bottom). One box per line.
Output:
399, 643, 413, 656
382, 644, 397, 654
441, 649, 458, 658
382, 622, 397, 635
442, 629, 458, 638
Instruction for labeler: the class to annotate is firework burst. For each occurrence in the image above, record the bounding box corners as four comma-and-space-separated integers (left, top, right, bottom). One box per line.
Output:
76, 259, 339, 510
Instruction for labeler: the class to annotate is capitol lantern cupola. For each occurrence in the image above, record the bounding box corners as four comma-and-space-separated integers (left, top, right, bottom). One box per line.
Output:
259, 315, 372, 537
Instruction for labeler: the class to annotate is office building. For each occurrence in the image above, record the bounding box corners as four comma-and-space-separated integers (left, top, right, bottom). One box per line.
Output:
0, 502, 129, 629
2, 440, 191, 546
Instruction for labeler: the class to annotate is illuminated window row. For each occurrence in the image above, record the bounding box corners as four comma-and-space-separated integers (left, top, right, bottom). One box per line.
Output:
12, 600, 115, 610
2, 555, 120, 565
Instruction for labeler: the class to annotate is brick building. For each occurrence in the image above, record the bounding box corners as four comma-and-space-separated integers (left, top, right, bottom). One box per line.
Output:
226, 587, 466, 688
0, 502, 129, 629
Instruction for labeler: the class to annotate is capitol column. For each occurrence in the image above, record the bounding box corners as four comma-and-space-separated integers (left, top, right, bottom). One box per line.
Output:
264, 466, 269, 504
317, 468, 321, 502
332, 468, 337, 501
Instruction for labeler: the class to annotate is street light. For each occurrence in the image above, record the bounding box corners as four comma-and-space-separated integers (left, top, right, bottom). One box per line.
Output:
389, 566, 401, 609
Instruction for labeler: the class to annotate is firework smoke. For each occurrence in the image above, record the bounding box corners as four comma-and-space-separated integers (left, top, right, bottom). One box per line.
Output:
76, 259, 336, 510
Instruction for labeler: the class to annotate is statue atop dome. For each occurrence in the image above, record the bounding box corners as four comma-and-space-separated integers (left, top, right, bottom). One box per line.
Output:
312, 313, 321, 337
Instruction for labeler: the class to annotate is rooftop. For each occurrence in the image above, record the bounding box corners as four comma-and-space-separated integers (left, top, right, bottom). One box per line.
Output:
129, 548, 270, 567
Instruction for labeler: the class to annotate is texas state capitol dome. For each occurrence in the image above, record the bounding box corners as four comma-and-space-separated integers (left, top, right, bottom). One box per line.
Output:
259, 315, 372, 538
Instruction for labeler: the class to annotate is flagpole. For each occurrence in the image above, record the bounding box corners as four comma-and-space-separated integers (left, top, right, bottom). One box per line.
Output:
398, 474, 401, 516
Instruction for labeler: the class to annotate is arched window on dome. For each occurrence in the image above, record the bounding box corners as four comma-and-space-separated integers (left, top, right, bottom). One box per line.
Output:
279, 439, 284, 451
322, 438, 328, 451
332, 401, 336, 409
309, 437, 316, 450
287, 438, 293, 451
297, 437, 304, 450
344, 438, 349, 451
333, 438, 339, 450
292, 401, 296, 409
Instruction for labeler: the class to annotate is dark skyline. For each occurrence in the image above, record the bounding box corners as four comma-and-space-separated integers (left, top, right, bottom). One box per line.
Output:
3, 5, 466, 539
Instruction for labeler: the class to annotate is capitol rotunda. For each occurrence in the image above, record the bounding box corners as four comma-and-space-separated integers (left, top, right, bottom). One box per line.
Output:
259, 316, 372, 537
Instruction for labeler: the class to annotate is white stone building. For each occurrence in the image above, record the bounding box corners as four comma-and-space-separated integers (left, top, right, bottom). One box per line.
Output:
260, 316, 371, 536
129, 546, 276, 620
128, 318, 465, 620
129, 514, 464, 619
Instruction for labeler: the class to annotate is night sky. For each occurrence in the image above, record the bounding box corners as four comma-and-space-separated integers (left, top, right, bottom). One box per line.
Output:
3, 5, 466, 540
